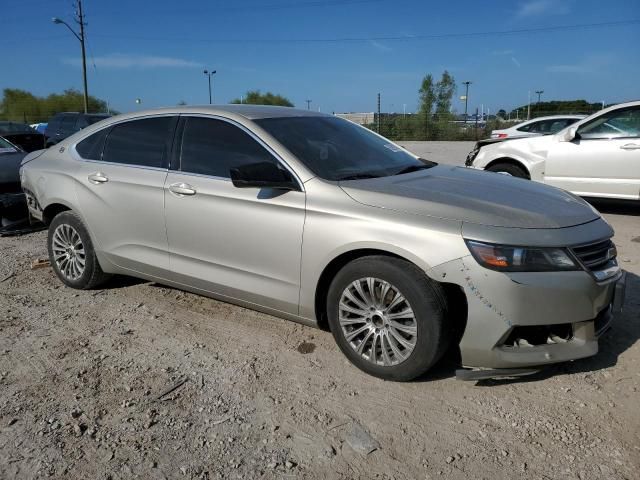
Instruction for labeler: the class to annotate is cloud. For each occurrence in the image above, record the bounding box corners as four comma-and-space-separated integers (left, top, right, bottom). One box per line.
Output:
63, 53, 203, 69
516, 0, 569, 18
492, 49, 514, 56
369, 39, 393, 52
546, 53, 615, 74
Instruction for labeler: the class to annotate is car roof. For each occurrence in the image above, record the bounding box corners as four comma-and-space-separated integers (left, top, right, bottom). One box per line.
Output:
522, 115, 587, 122
110, 105, 330, 122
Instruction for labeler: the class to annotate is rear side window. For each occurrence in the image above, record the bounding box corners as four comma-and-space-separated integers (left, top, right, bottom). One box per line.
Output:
76, 128, 108, 160
102, 117, 173, 168
61, 115, 77, 131
179, 117, 277, 178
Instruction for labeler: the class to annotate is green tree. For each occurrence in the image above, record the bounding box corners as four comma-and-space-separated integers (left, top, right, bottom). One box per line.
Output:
230, 90, 293, 107
418, 75, 436, 117
435, 70, 456, 114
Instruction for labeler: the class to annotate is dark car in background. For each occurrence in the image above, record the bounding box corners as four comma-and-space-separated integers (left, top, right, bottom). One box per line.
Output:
0, 121, 46, 153
45, 112, 111, 146
0, 137, 29, 232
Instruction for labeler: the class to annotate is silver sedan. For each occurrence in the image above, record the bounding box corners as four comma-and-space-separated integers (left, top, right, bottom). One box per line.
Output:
20, 106, 626, 381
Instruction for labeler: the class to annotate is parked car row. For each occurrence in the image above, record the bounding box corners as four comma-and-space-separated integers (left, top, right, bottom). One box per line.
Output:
19, 104, 626, 381
467, 101, 640, 200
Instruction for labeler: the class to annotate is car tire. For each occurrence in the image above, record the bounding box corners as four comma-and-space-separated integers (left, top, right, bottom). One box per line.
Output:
486, 162, 528, 178
47, 211, 110, 289
327, 256, 451, 381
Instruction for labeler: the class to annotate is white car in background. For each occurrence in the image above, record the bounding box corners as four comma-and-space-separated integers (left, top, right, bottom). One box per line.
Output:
466, 101, 640, 200
491, 115, 585, 139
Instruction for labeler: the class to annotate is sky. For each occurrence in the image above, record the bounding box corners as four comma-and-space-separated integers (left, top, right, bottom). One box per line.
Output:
3, 0, 639, 115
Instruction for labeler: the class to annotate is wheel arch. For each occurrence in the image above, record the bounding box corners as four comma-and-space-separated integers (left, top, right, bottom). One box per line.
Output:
42, 202, 73, 226
313, 248, 466, 335
485, 157, 531, 179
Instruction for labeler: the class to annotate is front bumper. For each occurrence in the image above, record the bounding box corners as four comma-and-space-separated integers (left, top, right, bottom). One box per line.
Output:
429, 256, 625, 370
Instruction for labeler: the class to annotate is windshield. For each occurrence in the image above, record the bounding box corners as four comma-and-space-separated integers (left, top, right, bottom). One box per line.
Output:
255, 116, 433, 180
0, 122, 36, 134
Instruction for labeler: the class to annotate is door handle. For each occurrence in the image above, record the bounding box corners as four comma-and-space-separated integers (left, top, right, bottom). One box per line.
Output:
620, 143, 640, 151
168, 182, 197, 196
88, 172, 108, 184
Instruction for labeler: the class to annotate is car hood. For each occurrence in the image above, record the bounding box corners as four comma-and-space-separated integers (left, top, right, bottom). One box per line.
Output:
339, 165, 599, 229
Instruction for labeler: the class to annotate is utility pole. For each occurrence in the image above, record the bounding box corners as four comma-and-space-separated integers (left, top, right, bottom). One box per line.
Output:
377, 93, 381, 133
52, 0, 89, 113
77, 0, 88, 113
462, 81, 471, 121
474, 107, 479, 141
527, 91, 531, 120
306, 99, 312, 110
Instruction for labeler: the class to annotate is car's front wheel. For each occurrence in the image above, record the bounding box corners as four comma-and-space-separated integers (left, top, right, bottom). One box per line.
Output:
486, 162, 528, 178
48, 211, 110, 289
327, 256, 450, 381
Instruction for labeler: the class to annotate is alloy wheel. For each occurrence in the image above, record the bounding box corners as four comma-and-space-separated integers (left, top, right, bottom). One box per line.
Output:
51, 224, 86, 281
338, 277, 417, 366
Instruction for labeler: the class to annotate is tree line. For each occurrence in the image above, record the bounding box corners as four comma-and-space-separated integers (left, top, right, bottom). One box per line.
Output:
0, 88, 109, 123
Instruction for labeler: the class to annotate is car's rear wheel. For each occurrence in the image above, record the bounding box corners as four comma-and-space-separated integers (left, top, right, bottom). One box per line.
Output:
48, 211, 110, 289
327, 256, 450, 381
486, 162, 528, 178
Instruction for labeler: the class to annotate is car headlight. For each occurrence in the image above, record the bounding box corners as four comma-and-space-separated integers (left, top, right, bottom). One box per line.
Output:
465, 240, 579, 272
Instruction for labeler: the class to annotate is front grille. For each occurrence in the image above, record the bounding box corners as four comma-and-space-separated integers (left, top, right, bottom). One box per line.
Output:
571, 239, 616, 271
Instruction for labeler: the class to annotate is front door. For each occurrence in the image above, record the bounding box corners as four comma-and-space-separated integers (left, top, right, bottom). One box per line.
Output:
164, 116, 306, 314
545, 106, 640, 199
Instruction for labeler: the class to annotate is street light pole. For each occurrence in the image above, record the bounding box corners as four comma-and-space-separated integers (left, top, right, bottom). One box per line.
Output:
203, 70, 216, 104
306, 99, 312, 110
462, 81, 471, 121
52, 0, 89, 113
535, 90, 544, 104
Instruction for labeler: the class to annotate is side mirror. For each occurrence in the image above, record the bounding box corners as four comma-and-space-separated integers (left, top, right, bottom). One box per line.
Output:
561, 126, 579, 142
230, 161, 299, 191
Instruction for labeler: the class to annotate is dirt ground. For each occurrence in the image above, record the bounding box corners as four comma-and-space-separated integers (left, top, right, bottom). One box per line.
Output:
1, 197, 638, 479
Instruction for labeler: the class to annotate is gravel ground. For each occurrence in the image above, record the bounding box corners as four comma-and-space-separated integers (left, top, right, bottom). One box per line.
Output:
1, 161, 638, 478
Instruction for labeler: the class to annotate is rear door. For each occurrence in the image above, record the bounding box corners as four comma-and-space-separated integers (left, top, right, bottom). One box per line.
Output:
164, 115, 306, 314
73, 115, 177, 275
545, 106, 640, 199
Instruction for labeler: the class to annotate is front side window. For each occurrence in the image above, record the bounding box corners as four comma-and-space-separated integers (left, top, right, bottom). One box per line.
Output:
179, 117, 278, 178
255, 116, 428, 180
578, 107, 640, 139
102, 117, 173, 168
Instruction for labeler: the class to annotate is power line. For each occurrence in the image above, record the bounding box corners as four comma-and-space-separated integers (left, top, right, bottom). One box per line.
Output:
90, 19, 640, 45
148, 0, 387, 14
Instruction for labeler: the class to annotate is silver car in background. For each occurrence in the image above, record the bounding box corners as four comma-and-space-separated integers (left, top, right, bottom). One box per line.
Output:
490, 115, 585, 139
20, 106, 626, 381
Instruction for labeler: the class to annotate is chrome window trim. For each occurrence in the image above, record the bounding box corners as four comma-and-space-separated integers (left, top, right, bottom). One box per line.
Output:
175, 113, 305, 192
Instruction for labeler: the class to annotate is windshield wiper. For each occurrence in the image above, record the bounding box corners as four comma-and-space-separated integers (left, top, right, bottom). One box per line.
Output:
393, 162, 435, 176
336, 173, 381, 181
